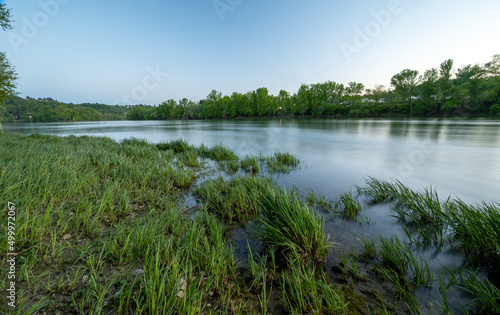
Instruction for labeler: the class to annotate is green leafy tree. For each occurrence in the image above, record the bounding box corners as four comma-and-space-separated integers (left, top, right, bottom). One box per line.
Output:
1, 4, 18, 122
345, 82, 365, 107
391, 69, 419, 115
370, 84, 386, 105
485, 54, 500, 105
437, 59, 454, 110
293, 84, 311, 115
230, 92, 249, 117
202, 90, 222, 118
416, 68, 438, 113
277, 89, 291, 114
157, 99, 176, 119
255, 87, 272, 117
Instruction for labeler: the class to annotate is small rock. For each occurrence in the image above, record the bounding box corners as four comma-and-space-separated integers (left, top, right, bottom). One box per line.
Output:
208, 291, 214, 297
177, 290, 184, 299
82, 275, 89, 282
69, 212, 75, 216
207, 303, 211, 307
180, 278, 187, 291
62, 234, 71, 240
130, 269, 144, 276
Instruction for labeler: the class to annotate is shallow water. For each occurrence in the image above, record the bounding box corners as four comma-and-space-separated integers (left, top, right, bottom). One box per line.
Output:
4, 117, 500, 312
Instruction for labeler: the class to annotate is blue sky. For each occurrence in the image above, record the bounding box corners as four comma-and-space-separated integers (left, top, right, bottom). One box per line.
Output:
0, 0, 499, 105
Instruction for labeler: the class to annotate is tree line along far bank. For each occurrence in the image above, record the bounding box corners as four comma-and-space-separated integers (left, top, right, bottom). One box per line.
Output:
1, 55, 499, 123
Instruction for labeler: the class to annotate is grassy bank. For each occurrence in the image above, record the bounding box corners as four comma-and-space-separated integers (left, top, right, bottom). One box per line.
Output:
1, 134, 499, 314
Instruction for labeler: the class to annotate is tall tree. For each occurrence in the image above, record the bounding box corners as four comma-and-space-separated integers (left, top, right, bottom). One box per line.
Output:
417, 68, 439, 113
485, 54, 500, 105
345, 82, 365, 106
437, 59, 454, 110
1, 4, 18, 122
391, 69, 419, 115
370, 84, 386, 104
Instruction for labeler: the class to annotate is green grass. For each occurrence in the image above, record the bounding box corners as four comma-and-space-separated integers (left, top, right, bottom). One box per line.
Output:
337, 190, 362, 219
193, 175, 273, 225
459, 270, 500, 314
280, 251, 348, 314
444, 200, 500, 265
0, 134, 244, 313
198, 143, 239, 162
240, 155, 260, 173
156, 138, 192, 153
306, 190, 332, 211
264, 151, 300, 173
255, 188, 331, 265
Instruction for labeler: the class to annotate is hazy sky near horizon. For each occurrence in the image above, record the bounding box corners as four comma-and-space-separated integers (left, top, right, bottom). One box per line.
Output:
0, 0, 499, 105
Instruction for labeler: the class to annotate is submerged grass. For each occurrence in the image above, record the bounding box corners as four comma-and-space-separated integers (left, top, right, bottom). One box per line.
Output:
264, 151, 300, 173
362, 178, 500, 266
337, 190, 363, 219
240, 155, 260, 173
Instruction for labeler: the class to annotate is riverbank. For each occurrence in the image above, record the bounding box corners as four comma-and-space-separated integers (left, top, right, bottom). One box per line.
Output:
0, 134, 498, 314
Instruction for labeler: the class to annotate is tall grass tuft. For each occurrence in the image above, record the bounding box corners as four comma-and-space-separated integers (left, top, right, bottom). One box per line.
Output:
444, 200, 500, 265
156, 138, 192, 153
240, 155, 260, 173
265, 152, 300, 173
255, 188, 330, 265
338, 190, 362, 219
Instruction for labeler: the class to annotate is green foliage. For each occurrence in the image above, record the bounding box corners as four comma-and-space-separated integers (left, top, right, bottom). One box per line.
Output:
3, 96, 128, 122
490, 104, 500, 115
0, 52, 18, 117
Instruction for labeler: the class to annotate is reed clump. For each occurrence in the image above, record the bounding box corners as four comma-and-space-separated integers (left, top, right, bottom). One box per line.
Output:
255, 188, 330, 265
